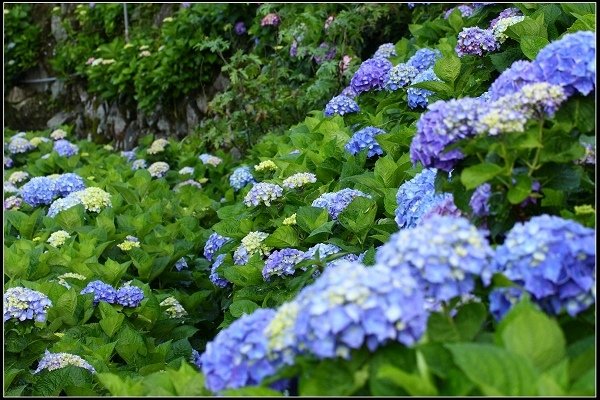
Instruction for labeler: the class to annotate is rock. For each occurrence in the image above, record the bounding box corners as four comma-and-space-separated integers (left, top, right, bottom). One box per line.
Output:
47, 111, 70, 128
50, 79, 65, 100
7, 86, 29, 104
186, 103, 199, 130
213, 73, 230, 92
51, 15, 67, 42
157, 116, 170, 133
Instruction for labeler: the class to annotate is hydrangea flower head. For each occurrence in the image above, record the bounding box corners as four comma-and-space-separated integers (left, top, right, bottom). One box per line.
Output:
8, 137, 34, 154
340, 85, 357, 98
263, 248, 305, 281
406, 48, 441, 73
494, 215, 595, 316
230, 166, 255, 191
33, 350, 96, 374
4, 195, 23, 210
175, 257, 188, 271
350, 57, 393, 94
4, 287, 52, 322
210, 254, 229, 288
282, 213, 297, 225
490, 7, 522, 28
199, 154, 222, 166
56, 273, 86, 289
488, 287, 525, 321
456, 27, 499, 57
178, 166, 194, 175
147, 138, 169, 155
21, 177, 56, 207
53, 139, 79, 157
324, 95, 360, 117
160, 296, 188, 318
47, 230, 70, 248
174, 179, 203, 191
199, 308, 283, 392
418, 194, 462, 223
132, 159, 147, 170
407, 68, 440, 109
384, 63, 419, 91
234, 21, 247, 35
115, 284, 144, 307
254, 160, 277, 172
282, 172, 317, 189
148, 161, 170, 178
72, 187, 111, 212
47, 194, 82, 217
5, 157, 14, 168
312, 188, 372, 220
29, 136, 50, 147
261, 13, 281, 27
117, 235, 140, 251
373, 43, 396, 59
8, 171, 30, 185
488, 60, 541, 101
241, 231, 270, 257
50, 129, 67, 140
243, 182, 283, 207
4, 181, 20, 194
121, 150, 137, 162
345, 126, 386, 158
53, 173, 86, 198
204, 232, 231, 261
444, 4, 474, 19
491, 15, 525, 43
80, 280, 117, 305
377, 215, 495, 302
469, 183, 492, 217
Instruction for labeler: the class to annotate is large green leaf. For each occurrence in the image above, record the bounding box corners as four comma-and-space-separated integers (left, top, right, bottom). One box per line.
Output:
427, 302, 487, 343
460, 163, 503, 190
338, 197, 377, 235
263, 226, 300, 248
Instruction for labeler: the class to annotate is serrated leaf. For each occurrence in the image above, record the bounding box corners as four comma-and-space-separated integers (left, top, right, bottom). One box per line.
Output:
338, 197, 377, 235
374, 156, 400, 188
263, 226, 300, 248
433, 55, 461, 84
99, 314, 125, 338
520, 35, 549, 60
296, 206, 329, 233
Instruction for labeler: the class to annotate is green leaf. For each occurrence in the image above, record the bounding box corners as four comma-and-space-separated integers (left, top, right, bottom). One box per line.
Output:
96, 373, 144, 396
212, 219, 252, 239
490, 47, 524, 72
296, 206, 329, 233
505, 14, 547, 40
115, 324, 146, 365
460, 163, 503, 190
4, 368, 23, 391
376, 363, 438, 396
229, 299, 259, 318
447, 343, 539, 396
507, 174, 532, 204
520, 35, 549, 60
263, 226, 300, 248
112, 183, 139, 205
561, 3, 595, 16
434, 54, 461, 85
427, 302, 487, 343
447, 9, 464, 32
409, 80, 453, 96
374, 155, 400, 188
496, 299, 566, 371
54, 204, 86, 231
569, 367, 596, 396
55, 290, 78, 325
338, 197, 377, 235
221, 387, 283, 396
566, 14, 596, 33
99, 314, 125, 338
299, 359, 357, 396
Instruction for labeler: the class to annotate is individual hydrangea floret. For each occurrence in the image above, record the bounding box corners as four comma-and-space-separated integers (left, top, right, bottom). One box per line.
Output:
410, 97, 485, 170
491, 15, 525, 43
312, 188, 372, 220
394, 168, 452, 228
198, 308, 284, 392
80, 280, 117, 305
199, 154, 223, 166
229, 166, 255, 191
210, 254, 229, 288
377, 215, 495, 303
488, 287, 525, 321
132, 159, 147, 170
160, 296, 188, 318
407, 68, 440, 109
53, 173, 86, 198
350, 57, 393, 94
175, 257, 188, 271
444, 4, 474, 19
53, 139, 79, 157
117, 235, 140, 251
115, 285, 144, 307
373, 43, 396, 59
263, 248, 305, 281
384, 63, 419, 91
8, 137, 34, 154
282, 172, 317, 189
71, 187, 111, 213
33, 350, 96, 374
261, 13, 281, 27
469, 183, 492, 217
324, 95, 360, 117
406, 48, 441, 73
282, 213, 297, 225
47, 230, 70, 248
148, 161, 170, 178
204, 232, 231, 261
243, 182, 284, 207
345, 126, 386, 158
254, 160, 277, 172
8, 171, 29, 185
50, 129, 67, 140
3, 287, 52, 322
20, 177, 56, 207
490, 7, 522, 28
4, 195, 23, 210
493, 215, 595, 317
456, 27, 499, 57
178, 166, 194, 175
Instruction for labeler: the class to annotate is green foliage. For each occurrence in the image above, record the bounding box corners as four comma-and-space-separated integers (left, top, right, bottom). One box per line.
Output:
4, 4, 42, 86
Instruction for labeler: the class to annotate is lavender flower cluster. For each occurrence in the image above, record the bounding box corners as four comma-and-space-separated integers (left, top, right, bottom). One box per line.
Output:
407, 68, 440, 109
324, 95, 360, 117
312, 188, 371, 219
262, 248, 305, 281
444, 4, 474, 19
406, 48, 441, 73
373, 43, 396, 59
53, 139, 79, 157
53, 173, 86, 198
384, 63, 419, 91
3, 287, 52, 322
344, 126, 385, 158
455, 27, 499, 57
229, 166, 255, 191
204, 232, 231, 261
243, 182, 284, 207
80, 280, 144, 307
350, 57, 393, 94
210, 254, 229, 288
33, 350, 96, 374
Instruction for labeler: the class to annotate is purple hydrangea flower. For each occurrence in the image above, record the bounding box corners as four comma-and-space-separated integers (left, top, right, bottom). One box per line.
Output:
243, 182, 283, 207
407, 68, 440, 109
53, 173, 86, 198
20, 176, 56, 207
488, 287, 525, 321
33, 350, 96, 374
289, 40, 298, 57
373, 43, 396, 59
8, 137, 34, 154
418, 194, 462, 223
410, 97, 485, 171
4, 195, 23, 210
340, 86, 358, 98
5, 157, 14, 168
488, 60, 541, 101
494, 215, 595, 317
4, 287, 52, 322
175, 257, 188, 271
53, 139, 79, 157
261, 13, 281, 27
324, 95, 360, 116
530, 31, 596, 97
229, 166, 255, 191
120, 150, 137, 162
394, 168, 452, 229
234, 21, 246, 35
115, 285, 144, 307
384, 63, 419, 91
377, 215, 495, 303
350, 57, 393, 94
198, 308, 284, 392
80, 280, 117, 305
312, 188, 371, 220
490, 7, 522, 28
345, 126, 386, 158
406, 48, 441, 73
470, 183, 492, 217
444, 4, 474, 19
456, 27, 499, 57
233, 245, 249, 266
263, 248, 305, 281
210, 254, 229, 288
204, 232, 231, 262
313, 42, 337, 64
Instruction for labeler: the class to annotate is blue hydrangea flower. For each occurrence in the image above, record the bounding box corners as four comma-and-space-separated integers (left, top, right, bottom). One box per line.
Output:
229, 166, 255, 191
373, 43, 397, 59
377, 215, 495, 303
418, 194, 462, 223
53, 139, 79, 157
340, 86, 358, 98
243, 182, 284, 207
406, 48, 441, 73
493, 215, 595, 317
410, 97, 485, 171
384, 63, 419, 91
303, 243, 342, 261
263, 248, 305, 281
345, 126, 386, 158
175, 257, 188, 271
21, 176, 56, 207
47, 194, 82, 217
115, 285, 144, 307
210, 254, 229, 288
324, 95, 360, 117
456, 27, 499, 57
120, 150, 137, 162
488, 287, 525, 321
313, 42, 337, 64
444, 4, 474, 19
233, 245, 250, 266
469, 183, 492, 217
490, 7, 522, 28
312, 188, 372, 220
350, 57, 393, 94
33, 350, 96, 374
3, 287, 52, 322
198, 308, 285, 393
407, 68, 440, 109
488, 60, 541, 101
5, 157, 14, 168
53, 173, 86, 198
132, 159, 147, 170
80, 280, 117, 305
394, 168, 452, 228
204, 232, 231, 262
530, 31, 596, 97
8, 137, 34, 154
